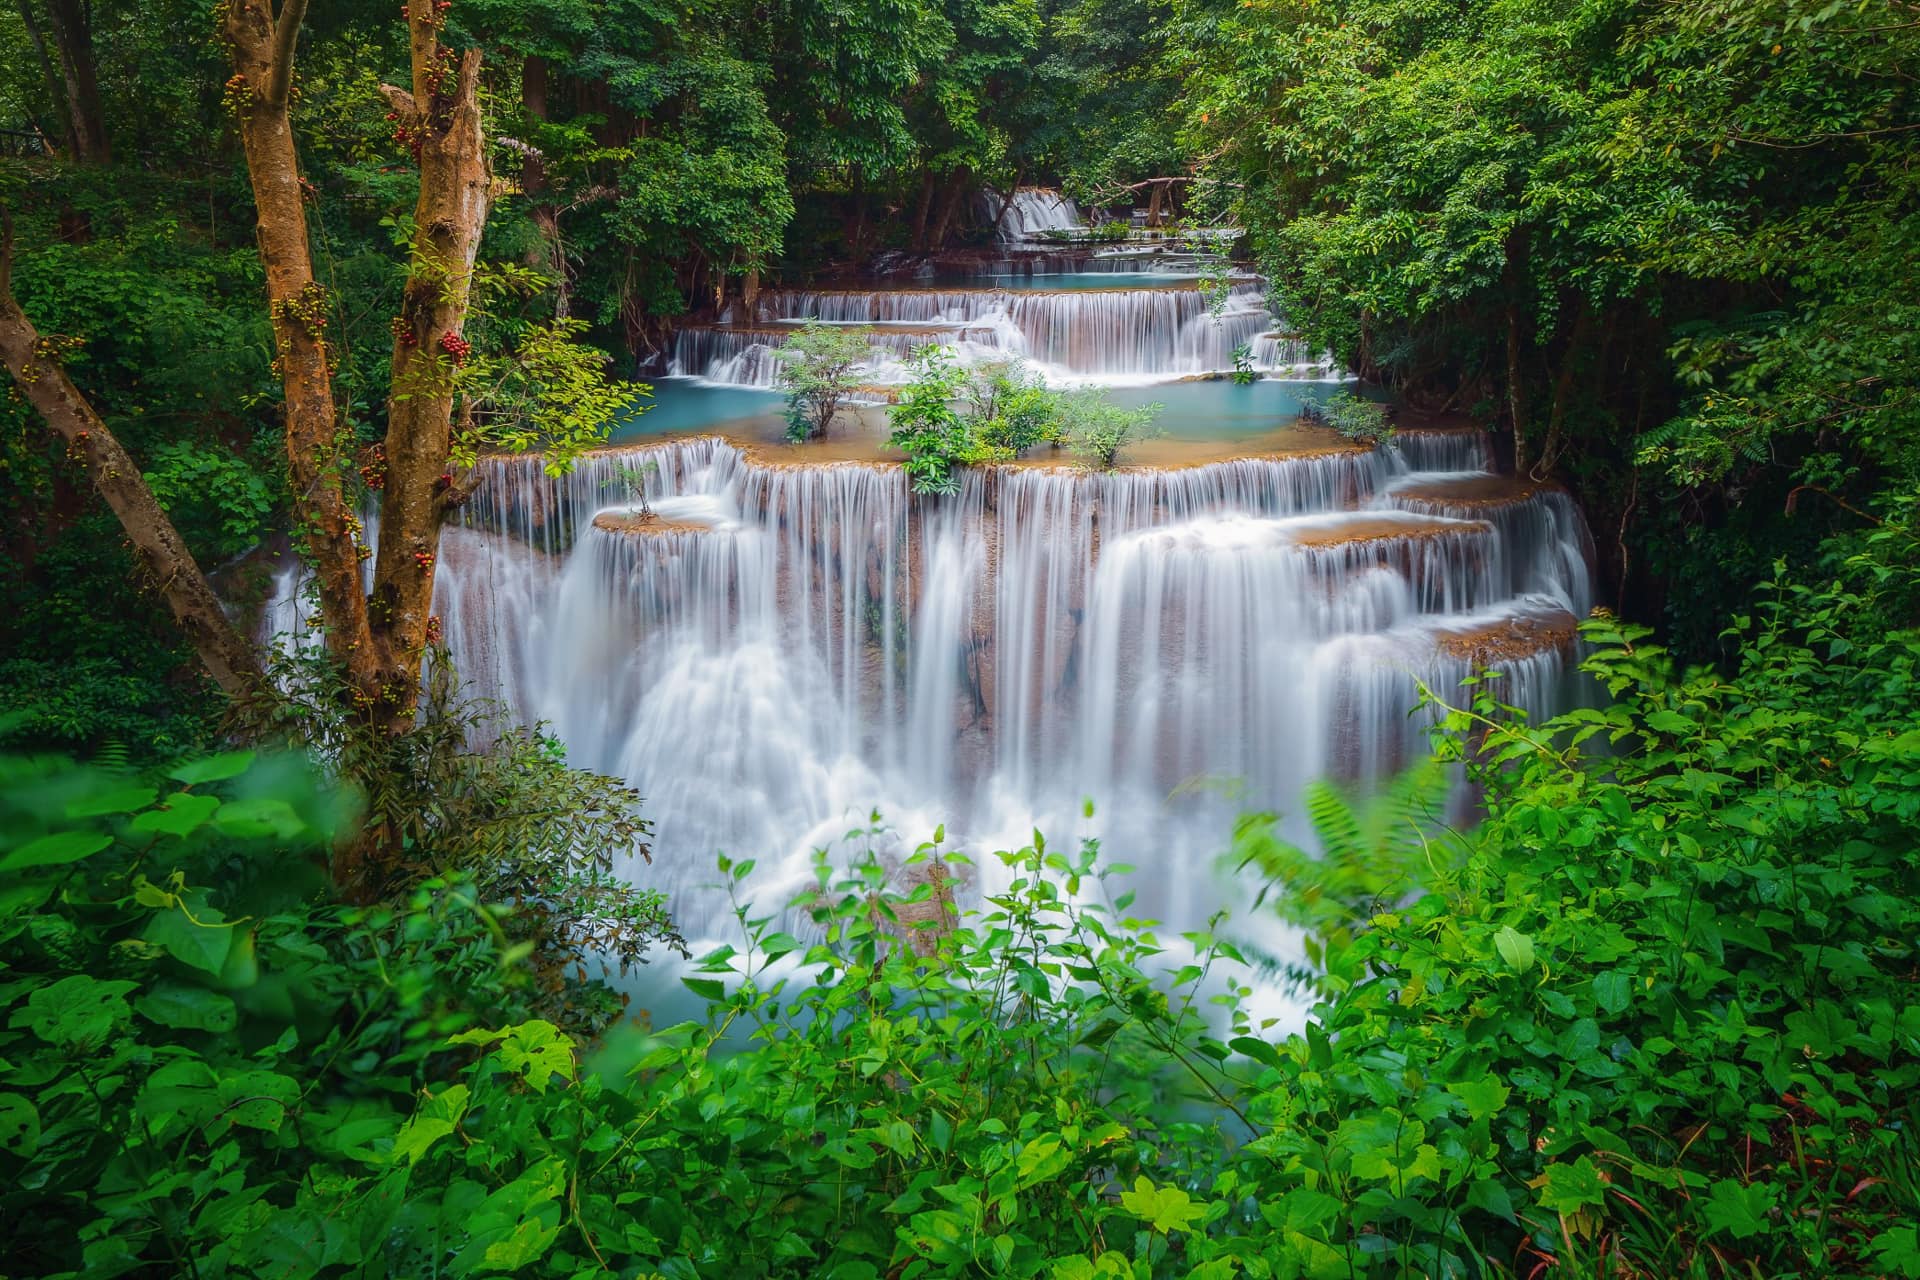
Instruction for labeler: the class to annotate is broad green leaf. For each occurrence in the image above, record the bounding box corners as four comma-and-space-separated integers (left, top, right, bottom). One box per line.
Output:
144, 904, 234, 974
218, 1069, 300, 1133
13, 974, 138, 1049
129, 792, 220, 839
168, 751, 255, 784
65, 785, 158, 818
1700, 1179, 1776, 1240
0, 1093, 40, 1154
213, 796, 308, 839
1493, 926, 1535, 974
1446, 1075, 1511, 1121
681, 976, 726, 1001
1118, 1177, 1205, 1233
0, 830, 111, 872
1534, 1157, 1608, 1214
1592, 970, 1631, 1014
135, 983, 237, 1032
391, 1085, 470, 1165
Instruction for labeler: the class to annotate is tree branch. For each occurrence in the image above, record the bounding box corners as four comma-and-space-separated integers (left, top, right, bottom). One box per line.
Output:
265, 0, 307, 107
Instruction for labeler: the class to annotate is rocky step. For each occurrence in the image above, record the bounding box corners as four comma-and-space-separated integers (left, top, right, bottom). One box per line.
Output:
1278, 511, 1496, 549
1385, 473, 1562, 511
1430, 604, 1581, 665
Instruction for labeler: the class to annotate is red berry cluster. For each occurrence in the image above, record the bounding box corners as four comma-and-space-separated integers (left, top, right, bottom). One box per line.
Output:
439, 330, 472, 364
413, 550, 436, 571
387, 112, 422, 161
425, 614, 444, 645
390, 314, 419, 347
359, 444, 388, 491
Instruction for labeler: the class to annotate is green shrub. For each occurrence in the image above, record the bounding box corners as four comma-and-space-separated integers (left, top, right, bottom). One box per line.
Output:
886, 344, 990, 493
1063, 390, 1162, 470
778, 320, 872, 442
1306, 388, 1393, 445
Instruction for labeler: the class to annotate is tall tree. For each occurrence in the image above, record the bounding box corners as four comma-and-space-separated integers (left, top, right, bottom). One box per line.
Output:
222, 0, 491, 733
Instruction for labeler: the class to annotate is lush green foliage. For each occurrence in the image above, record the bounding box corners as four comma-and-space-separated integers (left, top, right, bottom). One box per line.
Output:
1303, 390, 1392, 447
8, 539, 1917, 1277
1175, 0, 1920, 644
1060, 391, 1161, 471
778, 320, 874, 442
887, 345, 984, 493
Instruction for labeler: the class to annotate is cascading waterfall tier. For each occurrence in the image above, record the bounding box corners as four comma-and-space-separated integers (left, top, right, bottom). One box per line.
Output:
668, 282, 1330, 386
397, 425, 1593, 946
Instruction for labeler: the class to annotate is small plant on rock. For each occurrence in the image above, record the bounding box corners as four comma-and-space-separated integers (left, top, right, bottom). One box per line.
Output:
778, 320, 872, 442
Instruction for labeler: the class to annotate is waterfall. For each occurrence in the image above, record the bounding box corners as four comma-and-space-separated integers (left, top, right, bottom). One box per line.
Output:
671, 283, 1336, 385
414, 429, 1593, 944
978, 187, 1083, 241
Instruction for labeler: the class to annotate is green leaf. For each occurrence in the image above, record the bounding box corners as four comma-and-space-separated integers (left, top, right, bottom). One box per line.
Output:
168, 751, 255, 784
1535, 1157, 1608, 1214
136, 983, 238, 1032
144, 904, 235, 974
1700, 1179, 1776, 1240
66, 785, 157, 817
681, 976, 726, 1001
1494, 926, 1535, 974
759, 931, 803, 961
1446, 1075, 1511, 1121
0, 830, 111, 872
0, 1093, 40, 1155
1592, 970, 1631, 1014
390, 1084, 470, 1165
12, 974, 138, 1049
129, 792, 220, 839
214, 797, 308, 839
218, 1069, 300, 1133
1118, 1176, 1206, 1233
1230, 1035, 1284, 1068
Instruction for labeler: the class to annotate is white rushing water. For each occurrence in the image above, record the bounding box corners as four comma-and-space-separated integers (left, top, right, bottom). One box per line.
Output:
349, 425, 1598, 988
670, 282, 1337, 387
978, 186, 1084, 242
262, 246, 1594, 1017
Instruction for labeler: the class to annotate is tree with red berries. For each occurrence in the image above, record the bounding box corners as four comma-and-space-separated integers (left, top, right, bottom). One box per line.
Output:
221, 0, 494, 737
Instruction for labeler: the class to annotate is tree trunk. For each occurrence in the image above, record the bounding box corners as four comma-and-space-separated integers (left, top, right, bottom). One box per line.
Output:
226, 0, 492, 736
909, 168, 935, 252
927, 167, 971, 250
372, 28, 492, 734
1503, 230, 1530, 478
224, 0, 381, 707
1145, 180, 1165, 229
0, 223, 266, 702
521, 55, 569, 320
17, 0, 80, 159
42, 0, 108, 165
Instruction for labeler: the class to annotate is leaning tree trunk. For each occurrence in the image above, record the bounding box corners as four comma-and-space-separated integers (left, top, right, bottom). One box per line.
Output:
0, 220, 266, 701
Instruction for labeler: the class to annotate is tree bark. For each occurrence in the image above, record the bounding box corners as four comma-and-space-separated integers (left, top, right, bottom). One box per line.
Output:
909, 168, 935, 252
226, 0, 491, 735
0, 222, 266, 702
41, 0, 108, 164
17, 0, 80, 159
225, 0, 381, 707
520, 55, 570, 320
372, 20, 492, 734
927, 167, 971, 250
1503, 230, 1530, 478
